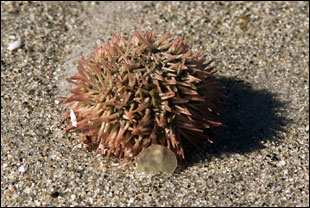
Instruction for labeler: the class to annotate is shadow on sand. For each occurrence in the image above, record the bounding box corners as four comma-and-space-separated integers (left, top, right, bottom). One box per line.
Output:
180, 76, 288, 169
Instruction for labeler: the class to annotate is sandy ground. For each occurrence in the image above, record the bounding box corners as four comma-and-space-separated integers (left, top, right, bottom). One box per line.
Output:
1, 1, 309, 206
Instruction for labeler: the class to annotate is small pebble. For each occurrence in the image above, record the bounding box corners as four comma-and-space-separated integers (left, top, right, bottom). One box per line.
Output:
7, 40, 21, 51
18, 166, 25, 173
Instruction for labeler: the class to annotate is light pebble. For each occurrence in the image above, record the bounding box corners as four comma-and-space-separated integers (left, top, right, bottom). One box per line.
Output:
8, 40, 21, 51
18, 166, 25, 173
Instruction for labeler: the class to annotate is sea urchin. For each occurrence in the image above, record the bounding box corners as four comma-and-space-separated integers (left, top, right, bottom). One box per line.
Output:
61, 30, 225, 162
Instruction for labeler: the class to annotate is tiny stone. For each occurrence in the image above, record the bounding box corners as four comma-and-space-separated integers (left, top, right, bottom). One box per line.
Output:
18, 166, 25, 173
71, 194, 76, 201
7, 40, 21, 51
278, 160, 286, 167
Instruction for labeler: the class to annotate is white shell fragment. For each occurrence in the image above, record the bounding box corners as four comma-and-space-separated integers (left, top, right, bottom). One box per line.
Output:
70, 109, 77, 127
135, 144, 177, 176
8, 40, 21, 51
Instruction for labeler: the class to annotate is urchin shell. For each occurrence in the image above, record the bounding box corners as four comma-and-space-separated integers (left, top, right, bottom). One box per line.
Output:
62, 30, 225, 162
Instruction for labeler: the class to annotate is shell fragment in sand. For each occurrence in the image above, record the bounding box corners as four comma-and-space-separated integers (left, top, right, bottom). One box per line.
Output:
135, 144, 177, 176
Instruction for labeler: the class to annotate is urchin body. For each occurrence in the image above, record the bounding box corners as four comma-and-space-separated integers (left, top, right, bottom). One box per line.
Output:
62, 30, 224, 162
